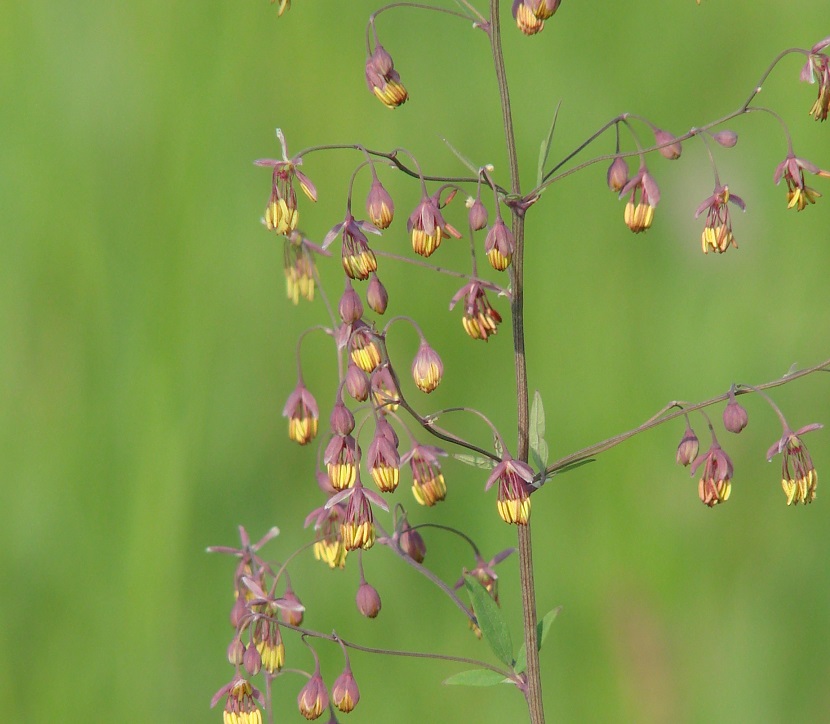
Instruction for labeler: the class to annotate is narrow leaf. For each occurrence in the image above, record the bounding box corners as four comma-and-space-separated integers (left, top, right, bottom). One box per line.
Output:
529, 390, 549, 472
550, 458, 595, 476
443, 669, 508, 687
453, 453, 495, 470
464, 575, 514, 667
514, 606, 561, 673
440, 136, 479, 175
536, 100, 563, 186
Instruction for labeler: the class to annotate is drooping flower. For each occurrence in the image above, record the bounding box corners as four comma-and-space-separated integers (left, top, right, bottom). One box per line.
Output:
773, 153, 830, 211
348, 322, 382, 373
484, 215, 516, 271
366, 176, 395, 229
283, 380, 319, 445
694, 184, 745, 254
767, 423, 822, 505
330, 479, 388, 551
619, 165, 660, 233
411, 340, 443, 393
211, 675, 265, 724
449, 281, 503, 341
305, 502, 348, 569
365, 44, 409, 109
402, 444, 448, 506
690, 438, 734, 507
512, 0, 561, 35
370, 364, 400, 413
283, 231, 328, 304
486, 454, 534, 525
323, 214, 380, 280
367, 417, 400, 492
407, 191, 461, 258
324, 434, 360, 491
255, 130, 317, 235
800, 37, 830, 122
331, 668, 361, 713
297, 669, 329, 721
675, 424, 699, 467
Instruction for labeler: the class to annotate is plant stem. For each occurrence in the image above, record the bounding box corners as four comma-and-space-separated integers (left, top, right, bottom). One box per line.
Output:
488, 2, 544, 722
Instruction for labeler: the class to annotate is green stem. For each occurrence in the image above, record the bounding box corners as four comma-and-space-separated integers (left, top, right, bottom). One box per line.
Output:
488, 2, 544, 722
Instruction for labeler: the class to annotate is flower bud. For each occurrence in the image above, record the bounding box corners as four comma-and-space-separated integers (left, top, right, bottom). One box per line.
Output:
723, 393, 748, 434
345, 361, 370, 402
467, 196, 489, 231
356, 581, 382, 618
411, 341, 443, 393
675, 425, 699, 466
243, 642, 262, 676
227, 636, 245, 665
332, 668, 360, 713
338, 281, 364, 324
400, 521, 427, 563
297, 671, 329, 720
654, 128, 682, 159
329, 397, 355, 436
606, 156, 629, 192
712, 130, 738, 148
366, 273, 388, 314
280, 588, 305, 627
230, 594, 248, 628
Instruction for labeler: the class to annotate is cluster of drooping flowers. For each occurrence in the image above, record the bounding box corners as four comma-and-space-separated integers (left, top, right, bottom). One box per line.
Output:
674, 387, 822, 507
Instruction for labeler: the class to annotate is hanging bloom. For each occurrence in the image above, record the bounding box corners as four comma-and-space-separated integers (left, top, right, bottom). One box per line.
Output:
767, 423, 822, 505
252, 617, 285, 674
283, 380, 319, 445
512, 0, 560, 35
366, 273, 388, 314
653, 128, 683, 160
305, 503, 349, 569
449, 281, 503, 341
255, 130, 317, 235
370, 364, 400, 413
690, 439, 733, 507
675, 424, 699, 467
367, 418, 400, 492
800, 37, 830, 121
323, 213, 380, 280
324, 434, 360, 491
773, 153, 830, 211
411, 340, 443, 393
283, 232, 328, 304
454, 548, 516, 605
332, 480, 389, 551
606, 156, 629, 192
694, 184, 745, 254
297, 670, 329, 721
619, 165, 660, 233
486, 454, 534, 525
366, 177, 395, 229
211, 675, 265, 724
403, 444, 448, 506
407, 191, 461, 258
348, 322, 382, 373
279, 586, 304, 627
365, 44, 409, 109
484, 215, 516, 271
331, 668, 360, 713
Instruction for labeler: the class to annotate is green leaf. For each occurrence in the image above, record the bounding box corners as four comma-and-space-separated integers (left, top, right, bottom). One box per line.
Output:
514, 607, 562, 673
443, 669, 508, 687
529, 390, 549, 475
536, 100, 563, 186
440, 136, 479, 175
464, 575, 514, 667
550, 458, 595, 476
453, 453, 495, 470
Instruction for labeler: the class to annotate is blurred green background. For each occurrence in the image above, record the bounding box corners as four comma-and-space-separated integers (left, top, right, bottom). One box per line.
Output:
2, 2, 829, 722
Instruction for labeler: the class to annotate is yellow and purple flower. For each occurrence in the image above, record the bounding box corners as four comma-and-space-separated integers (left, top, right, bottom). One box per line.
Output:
486, 454, 535, 525
619, 165, 660, 233
694, 183, 745, 254
800, 37, 830, 122
690, 438, 733, 507
773, 153, 830, 211
767, 423, 822, 505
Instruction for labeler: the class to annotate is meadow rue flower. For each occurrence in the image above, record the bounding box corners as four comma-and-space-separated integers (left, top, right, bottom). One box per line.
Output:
800, 37, 830, 121
332, 668, 360, 713
366, 176, 395, 229
407, 191, 461, 258
356, 581, 382, 618
297, 670, 329, 721
344, 359, 370, 401
283, 380, 319, 445
365, 44, 409, 109
402, 444, 448, 506
411, 339, 443, 393
370, 364, 400, 413
211, 675, 264, 724
767, 423, 822, 505
367, 417, 401, 492
695, 183, 745, 254
324, 434, 359, 490
620, 165, 660, 233
690, 438, 733, 507
606, 156, 629, 192
722, 389, 749, 433
486, 454, 534, 525
450, 280, 503, 341
366, 272, 388, 314
330, 479, 389, 551
283, 231, 328, 304
675, 424, 699, 467
773, 153, 830, 211
338, 280, 364, 324
348, 322, 382, 373
305, 502, 349, 569
467, 194, 489, 231
323, 213, 380, 280
512, 0, 561, 35
484, 214, 516, 271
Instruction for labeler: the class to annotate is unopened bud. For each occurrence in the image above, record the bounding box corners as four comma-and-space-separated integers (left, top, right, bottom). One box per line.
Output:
712, 130, 738, 148
356, 581, 382, 618
654, 128, 682, 160
723, 393, 748, 434
338, 281, 364, 324
243, 642, 262, 675
400, 522, 427, 563
467, 196, 489, 231
345, 361, 370, 402
606, 156, 629, 192
366, 273, 388, 314
332, 669, 360, 713
675, 425, 699, 467
227, 636, 245, 665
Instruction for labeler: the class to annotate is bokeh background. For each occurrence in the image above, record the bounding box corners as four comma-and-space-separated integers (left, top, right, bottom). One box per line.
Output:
3, 2, 829, 722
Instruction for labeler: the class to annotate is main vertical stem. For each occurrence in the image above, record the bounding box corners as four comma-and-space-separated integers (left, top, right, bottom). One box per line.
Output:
488, 3, 544, 722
